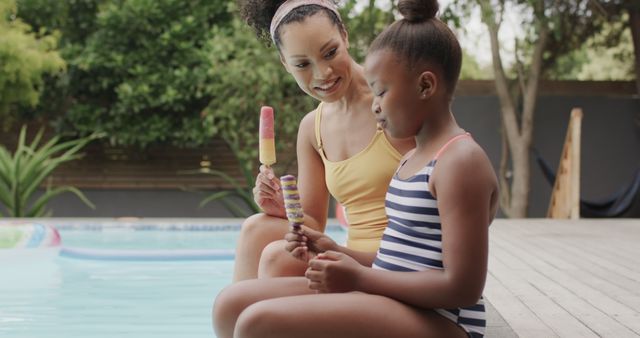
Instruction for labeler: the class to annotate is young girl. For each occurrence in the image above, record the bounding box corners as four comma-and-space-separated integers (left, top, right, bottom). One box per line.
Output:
213, 0, 498, 337
233, 0, 414, 281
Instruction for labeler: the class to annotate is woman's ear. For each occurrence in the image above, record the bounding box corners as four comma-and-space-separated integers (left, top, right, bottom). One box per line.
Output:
418, 71, 437, 100
280, 54, 292, 74
341, 26, 350, 49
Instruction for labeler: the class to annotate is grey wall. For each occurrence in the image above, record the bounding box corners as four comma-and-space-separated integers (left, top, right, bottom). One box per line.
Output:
33, 95, 640, 218
454, 95, 639, 217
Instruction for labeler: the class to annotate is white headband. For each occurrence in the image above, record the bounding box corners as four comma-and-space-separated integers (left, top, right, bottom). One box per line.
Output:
269, 0, 341, 44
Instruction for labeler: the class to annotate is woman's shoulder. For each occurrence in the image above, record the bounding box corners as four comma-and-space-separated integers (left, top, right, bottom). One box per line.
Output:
299, 104, 321, 131
297, 104, 322, 146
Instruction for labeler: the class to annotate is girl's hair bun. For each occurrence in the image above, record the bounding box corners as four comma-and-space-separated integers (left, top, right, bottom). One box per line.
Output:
398, 0, 439, 23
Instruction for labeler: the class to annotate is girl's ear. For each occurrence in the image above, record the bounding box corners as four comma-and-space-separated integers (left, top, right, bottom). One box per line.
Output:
418, 71, 437, 100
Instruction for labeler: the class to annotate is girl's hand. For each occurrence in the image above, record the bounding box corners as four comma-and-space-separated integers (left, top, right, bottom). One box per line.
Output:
253, 165, 285, 218
305, 251, 364, 293
284, 226, 338, 262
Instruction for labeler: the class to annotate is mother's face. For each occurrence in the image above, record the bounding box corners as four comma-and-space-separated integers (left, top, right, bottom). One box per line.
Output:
278, 12, 351, 102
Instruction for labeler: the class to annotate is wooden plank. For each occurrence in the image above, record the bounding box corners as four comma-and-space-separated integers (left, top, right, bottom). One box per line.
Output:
490, 232, 640, 336
484, 269, 557, 337
496, 221, 640, 294
547, 108, 582, 219
485, 299, 518, 338
489, 220, 640, 336
488, 252, 599, 337
508, 230, 640, 306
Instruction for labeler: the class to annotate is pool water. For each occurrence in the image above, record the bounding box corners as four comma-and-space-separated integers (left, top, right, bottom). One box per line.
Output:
0, 226, 346, 338
59, 230, 244, 250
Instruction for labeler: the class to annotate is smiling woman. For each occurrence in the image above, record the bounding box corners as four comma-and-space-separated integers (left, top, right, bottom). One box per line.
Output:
228, 0, 415, 284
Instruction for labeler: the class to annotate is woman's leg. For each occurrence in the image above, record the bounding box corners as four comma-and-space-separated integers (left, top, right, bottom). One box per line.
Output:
233, 213, 289, 281
258, 239, 308, 278
212, 277, 312, 338
235, 293, 468, 338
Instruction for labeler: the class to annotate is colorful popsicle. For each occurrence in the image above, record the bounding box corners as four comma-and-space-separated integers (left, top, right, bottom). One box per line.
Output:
259, 106, 276, 166
280, 175, 303, 229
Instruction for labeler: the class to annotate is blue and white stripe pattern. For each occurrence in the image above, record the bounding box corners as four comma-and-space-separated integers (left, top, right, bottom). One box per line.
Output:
372, 160, 486, 337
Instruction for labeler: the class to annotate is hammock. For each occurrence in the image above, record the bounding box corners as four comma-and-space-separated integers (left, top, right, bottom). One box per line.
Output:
533, 148, 640, 218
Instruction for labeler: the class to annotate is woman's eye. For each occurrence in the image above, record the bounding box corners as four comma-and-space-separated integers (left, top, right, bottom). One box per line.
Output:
325, 48, 337, 58
295, 62, 309, 68
377, 90, 386, 97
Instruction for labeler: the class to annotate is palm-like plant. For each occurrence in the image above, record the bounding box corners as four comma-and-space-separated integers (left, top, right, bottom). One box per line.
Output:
192, 166, 259, 218
181, 145, 260, 218
0, 126, 101, 217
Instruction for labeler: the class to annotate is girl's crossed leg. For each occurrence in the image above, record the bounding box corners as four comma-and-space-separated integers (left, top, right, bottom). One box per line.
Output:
213, 277, 467, 338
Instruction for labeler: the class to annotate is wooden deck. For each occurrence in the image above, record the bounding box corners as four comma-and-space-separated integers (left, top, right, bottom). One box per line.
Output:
485, 219, 640, 337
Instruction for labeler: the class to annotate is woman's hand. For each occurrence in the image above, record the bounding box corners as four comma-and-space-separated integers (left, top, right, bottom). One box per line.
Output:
253, 165, 285, 218
284, 226, 338, 262
305, 251, 364, 293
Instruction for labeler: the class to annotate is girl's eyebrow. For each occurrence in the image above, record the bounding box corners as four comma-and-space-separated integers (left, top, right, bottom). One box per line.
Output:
289, 39, 336, 58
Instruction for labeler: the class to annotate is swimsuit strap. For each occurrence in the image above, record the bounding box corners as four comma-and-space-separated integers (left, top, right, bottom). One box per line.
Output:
433, 132, 471, 161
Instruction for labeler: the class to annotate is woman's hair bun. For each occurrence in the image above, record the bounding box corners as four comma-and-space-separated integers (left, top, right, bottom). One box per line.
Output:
398, 0, 439, 22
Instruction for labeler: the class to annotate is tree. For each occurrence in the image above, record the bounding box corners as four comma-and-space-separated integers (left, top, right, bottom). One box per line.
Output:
198, 12, 316, 215
631, 7, 640, 95
339, 0, 396, 62
613, 1, 640, 95
444, 0, 627, 217
0, 0, 65, 127
15, 0, 232, 148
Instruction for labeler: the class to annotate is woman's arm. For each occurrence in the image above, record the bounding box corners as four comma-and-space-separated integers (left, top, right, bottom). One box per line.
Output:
296, 111, 330, 232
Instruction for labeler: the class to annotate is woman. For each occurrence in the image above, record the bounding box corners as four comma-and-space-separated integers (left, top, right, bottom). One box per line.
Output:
233, 0, 414, 281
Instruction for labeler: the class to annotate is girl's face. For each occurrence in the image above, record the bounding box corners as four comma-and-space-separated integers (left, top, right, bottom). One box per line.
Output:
278, 13, 352, 102
364, 49, 427, 139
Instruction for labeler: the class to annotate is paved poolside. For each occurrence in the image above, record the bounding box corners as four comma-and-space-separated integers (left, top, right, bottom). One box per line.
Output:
485, 219, 640, 337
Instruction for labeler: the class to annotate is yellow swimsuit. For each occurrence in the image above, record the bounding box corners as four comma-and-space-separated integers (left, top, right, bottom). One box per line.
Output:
314, 103, 403, 252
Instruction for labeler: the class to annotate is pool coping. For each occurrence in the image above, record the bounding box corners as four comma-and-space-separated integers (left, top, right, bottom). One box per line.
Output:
1, 218, 344, 231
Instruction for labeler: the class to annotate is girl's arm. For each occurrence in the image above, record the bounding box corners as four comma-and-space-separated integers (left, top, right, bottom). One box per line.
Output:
308, 142, 498, 310
286, 226, 378, 266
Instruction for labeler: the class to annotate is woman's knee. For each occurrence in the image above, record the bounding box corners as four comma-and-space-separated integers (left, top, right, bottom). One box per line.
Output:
239, 213, 267, 238
258, 240, 306, 278
239, 213, 285, 243
259, 240, 287, 268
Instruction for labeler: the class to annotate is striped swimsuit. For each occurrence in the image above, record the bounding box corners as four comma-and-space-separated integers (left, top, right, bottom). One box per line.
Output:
372, 133, 486, 337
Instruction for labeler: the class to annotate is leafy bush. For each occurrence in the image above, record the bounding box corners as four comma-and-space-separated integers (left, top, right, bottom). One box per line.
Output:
0, 0, 65, 124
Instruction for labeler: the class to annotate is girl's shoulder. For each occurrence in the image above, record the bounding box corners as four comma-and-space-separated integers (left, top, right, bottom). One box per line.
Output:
431, 137, 497, 196
436, 137, 489, 171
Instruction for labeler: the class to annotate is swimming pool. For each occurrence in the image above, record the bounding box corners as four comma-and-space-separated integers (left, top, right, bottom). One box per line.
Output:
0, 220, 346, 338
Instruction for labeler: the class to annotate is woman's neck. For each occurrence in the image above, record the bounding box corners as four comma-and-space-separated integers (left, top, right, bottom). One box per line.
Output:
327, 59, 370, 115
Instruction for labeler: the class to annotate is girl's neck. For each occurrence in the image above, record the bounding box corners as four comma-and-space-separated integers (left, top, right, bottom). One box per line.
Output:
414, 105, 463, 152
326, 59, 370, 115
